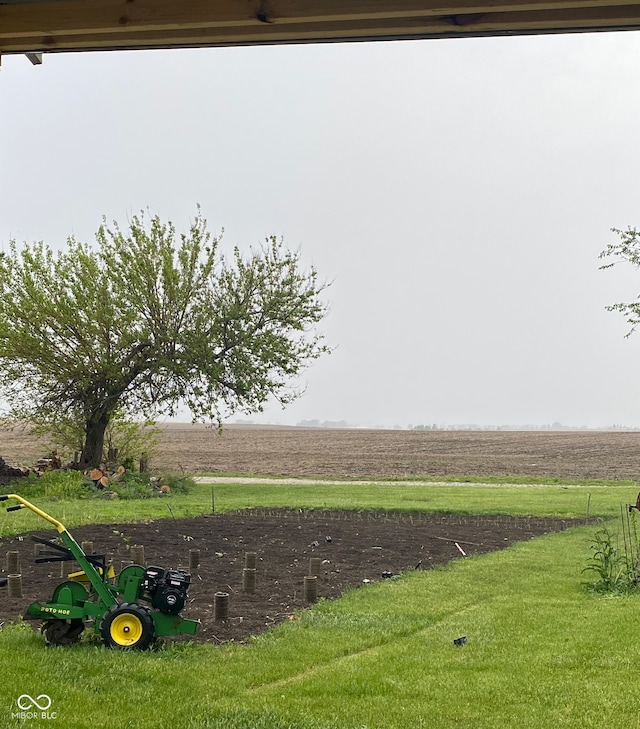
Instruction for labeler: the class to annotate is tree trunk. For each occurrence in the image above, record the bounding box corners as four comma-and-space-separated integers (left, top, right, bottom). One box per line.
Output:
80, 412, 110, 470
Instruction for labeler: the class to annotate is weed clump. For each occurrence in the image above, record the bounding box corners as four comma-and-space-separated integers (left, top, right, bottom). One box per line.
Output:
583, 526, 639, 595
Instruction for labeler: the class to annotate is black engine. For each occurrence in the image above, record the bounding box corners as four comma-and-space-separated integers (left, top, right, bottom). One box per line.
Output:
142, 565, 191, 615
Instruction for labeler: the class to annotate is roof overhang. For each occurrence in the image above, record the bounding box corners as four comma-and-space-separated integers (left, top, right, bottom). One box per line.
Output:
2, 0, 640, 58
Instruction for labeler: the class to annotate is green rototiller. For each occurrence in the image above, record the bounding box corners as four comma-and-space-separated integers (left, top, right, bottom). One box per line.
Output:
1, 493, 199, 649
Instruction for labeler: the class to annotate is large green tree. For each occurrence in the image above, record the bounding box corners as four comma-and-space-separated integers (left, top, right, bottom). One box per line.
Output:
0, 210, 329, 468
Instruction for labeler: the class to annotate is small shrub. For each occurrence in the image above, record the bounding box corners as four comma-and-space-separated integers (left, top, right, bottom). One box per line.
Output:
42, 470, 92, 499
4, 474, 47, 499
8, 470, 92, 500
109, 472, 154, 500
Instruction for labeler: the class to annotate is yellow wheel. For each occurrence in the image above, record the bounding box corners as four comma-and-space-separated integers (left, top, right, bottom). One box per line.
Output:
100, 603, 154, 650
110, 613, 143, 646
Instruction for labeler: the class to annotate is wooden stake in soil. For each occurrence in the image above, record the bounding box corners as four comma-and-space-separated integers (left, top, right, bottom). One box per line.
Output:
304, 575, 318, 603
130, 544, 145, 566
34, 542, 44, 558
244, 551, 257, 569
8, 574, 22, 598
6, 550, 20, 574
214, 591, 229, 621
243, 568, 256, 593
81, 541, 94, 556
309, 557, 322, 577
189, 549, 200, 570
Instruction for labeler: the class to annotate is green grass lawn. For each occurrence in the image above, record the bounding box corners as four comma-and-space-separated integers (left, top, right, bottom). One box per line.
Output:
0, 477, 637, 537
1, 480, 639, 728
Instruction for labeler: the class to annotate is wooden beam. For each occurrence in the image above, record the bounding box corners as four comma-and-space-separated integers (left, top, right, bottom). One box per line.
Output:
2, 0, 640, 55
0, 0, 635, 38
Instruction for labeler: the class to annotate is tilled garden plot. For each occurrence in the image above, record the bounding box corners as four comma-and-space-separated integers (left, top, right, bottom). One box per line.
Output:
0, 509, 584, 645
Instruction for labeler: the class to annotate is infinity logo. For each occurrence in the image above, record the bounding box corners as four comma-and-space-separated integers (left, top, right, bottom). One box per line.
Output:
17, 694, 52, 711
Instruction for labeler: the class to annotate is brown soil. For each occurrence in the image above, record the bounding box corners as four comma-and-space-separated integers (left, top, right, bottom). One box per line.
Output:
0, 509, 581, 646
151, 426, 640, 481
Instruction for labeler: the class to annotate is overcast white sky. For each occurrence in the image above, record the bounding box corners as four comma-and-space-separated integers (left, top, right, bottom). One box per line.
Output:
2, 33, 640, 429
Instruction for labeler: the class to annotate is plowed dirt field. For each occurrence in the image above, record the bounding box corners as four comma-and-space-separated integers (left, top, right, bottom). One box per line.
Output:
122, 425, 640, 480
2, 424, 640, 480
